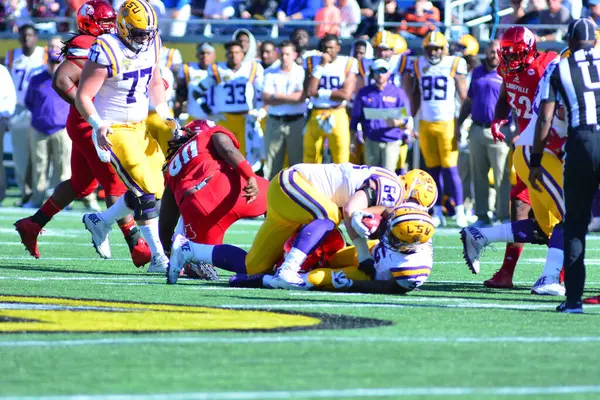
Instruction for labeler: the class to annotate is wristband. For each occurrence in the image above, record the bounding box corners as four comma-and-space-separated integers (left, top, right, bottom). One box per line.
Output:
235, 159, 255, 180
155, 102, 173, 120
87, 113, 105, 131
352, 237, 371, 262
312, 65, 324, 79
529, 153, 543, 168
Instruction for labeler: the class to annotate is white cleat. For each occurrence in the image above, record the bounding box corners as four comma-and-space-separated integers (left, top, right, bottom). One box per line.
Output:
148, 253, 169, 274
455, 213, 469, 228
269, 268, 308, 290
531, 276, 565, 296
460, 227, 488, 274
82, 213, 112, 259
166, 234, 193, 283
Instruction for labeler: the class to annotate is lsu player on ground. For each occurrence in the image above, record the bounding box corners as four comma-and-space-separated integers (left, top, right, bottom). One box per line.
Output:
466, 26, 559, 290
175, 42, 216, 121
75, 0, 173, 272
462, 43, 566, 296
411, 30, 469, 228
167, 163, 406, 287
14, 0, 151, 267
160, 120, 269, 282
196, 40, 264, 163
304, 34, 358, 164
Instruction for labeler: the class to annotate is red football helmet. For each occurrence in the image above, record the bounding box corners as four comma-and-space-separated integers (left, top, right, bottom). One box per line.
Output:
276, 228, 346, 273
498, 26, 537, 77
77, 0, 117, 37
184, 120, 216, 133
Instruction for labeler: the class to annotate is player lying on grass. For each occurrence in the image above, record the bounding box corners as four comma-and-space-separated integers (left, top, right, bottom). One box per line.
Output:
167, 162, 411, 285
158, 120, 269, 279
14, 0, 151, 267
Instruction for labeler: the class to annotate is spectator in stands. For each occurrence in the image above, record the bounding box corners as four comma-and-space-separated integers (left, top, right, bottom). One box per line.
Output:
260, 40, 280, 70
28, 0, 62, 33
355, 0, 381, 38
237, 0, 278, 20
204, 0, 235, 19
338, 0, 361, 38
499, 0, 526, 32
315, 0, 341, 38
398, 0, 440, 39
586, 0, 600, 23
536, 0, 571, 41
351, 59, 412, 171
384, 0, 402, 24
24, 37, 71, 208
262, 41, 306, 180
164, 0, 191, 37
350, 38, 373, 62
233, 29, 257, 62
0, 63, 17, 204
290, 28, 310, 63
277, 0, 321, 28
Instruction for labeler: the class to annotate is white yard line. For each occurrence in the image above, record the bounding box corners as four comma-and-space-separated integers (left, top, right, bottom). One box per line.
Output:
2, 335, 600, 349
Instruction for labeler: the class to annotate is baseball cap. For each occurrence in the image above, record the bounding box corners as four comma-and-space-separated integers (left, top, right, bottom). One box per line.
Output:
568, 18, 597, 42
371, 59, 390, 73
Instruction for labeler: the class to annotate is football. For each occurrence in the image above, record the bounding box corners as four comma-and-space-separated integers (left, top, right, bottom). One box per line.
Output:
362, 214, 382, 233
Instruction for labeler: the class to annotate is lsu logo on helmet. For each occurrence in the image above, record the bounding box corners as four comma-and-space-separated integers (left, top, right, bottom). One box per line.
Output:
384, 204, 435, 252
117, 0, 158, 52
402, 169, 438, 209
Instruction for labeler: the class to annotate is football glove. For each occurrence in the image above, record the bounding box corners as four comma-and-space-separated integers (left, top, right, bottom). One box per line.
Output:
491, 118, 508, 143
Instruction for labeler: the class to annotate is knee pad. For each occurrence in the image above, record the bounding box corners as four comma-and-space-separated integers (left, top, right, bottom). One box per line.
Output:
532, 220, 550, 245
125, 191, 158, 221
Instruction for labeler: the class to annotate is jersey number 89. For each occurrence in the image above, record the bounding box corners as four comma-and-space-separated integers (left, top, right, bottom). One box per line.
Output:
421, 76, 447, 101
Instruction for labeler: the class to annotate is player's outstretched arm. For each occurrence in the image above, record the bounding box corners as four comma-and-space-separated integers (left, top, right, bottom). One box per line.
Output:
158, 185, 181, 255
52, 60, 82, 106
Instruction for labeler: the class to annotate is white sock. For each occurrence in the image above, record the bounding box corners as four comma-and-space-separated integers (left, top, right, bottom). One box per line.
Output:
99, 195, 131, 224
352, 237, 371, 262
280, 248, 307, 273
174, 217, 185, 236
139, 220, 165, 257
456, 204, 465, 217
189, 242, 215, 264
480, 223, 514, 244
540, 247, 564, 279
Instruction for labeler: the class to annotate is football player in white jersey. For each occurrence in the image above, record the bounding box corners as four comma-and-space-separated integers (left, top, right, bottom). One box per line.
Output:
304, 34, 358, 164
168, 163, 406, 288
197, 40, 264, 158
159, 44, 182, 76
5, 24, 47, 204
175, 42, 216, 121
411, 30, 468, 228
75, 0, 172, 273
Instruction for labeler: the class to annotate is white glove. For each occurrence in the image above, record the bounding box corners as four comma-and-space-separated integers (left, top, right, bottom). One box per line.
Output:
331, 270, 353, 289
351, 210, 374, 238
404, 116, 414, 132
256, 107, 267, 121
317, 88, 332, 99
91, 127, 111, 163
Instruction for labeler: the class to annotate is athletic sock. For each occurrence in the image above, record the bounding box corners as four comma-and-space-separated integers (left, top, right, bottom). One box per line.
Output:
139, 221, 165, 257
99, 195, 131, 224
189, 243, 248, 274
32, 197, 62, 227
540, 225, 564, 279
280, 248, 307, 273
499, 244, 523, 278
480, 223, 514, 244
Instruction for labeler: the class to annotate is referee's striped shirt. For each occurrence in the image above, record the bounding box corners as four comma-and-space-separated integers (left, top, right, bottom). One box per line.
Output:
541, 47, 600, 128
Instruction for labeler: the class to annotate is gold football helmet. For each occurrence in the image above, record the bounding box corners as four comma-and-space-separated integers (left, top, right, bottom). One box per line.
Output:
423, 30, 448, 65
372, 30, 396, 50
393, 33, 408, 55
117, 0, 158, 52
384, 204, 435, 252
458, 34, 479, 56
402, 169, 438, 209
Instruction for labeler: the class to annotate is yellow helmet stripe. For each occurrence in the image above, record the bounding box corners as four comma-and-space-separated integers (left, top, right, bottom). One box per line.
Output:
430, 31, 437, 44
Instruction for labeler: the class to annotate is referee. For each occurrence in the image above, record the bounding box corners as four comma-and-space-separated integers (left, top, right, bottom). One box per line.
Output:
530, 18, 600, 314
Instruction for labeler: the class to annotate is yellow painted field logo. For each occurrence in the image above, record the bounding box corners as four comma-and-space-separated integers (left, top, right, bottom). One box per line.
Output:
0, 295, 389, 333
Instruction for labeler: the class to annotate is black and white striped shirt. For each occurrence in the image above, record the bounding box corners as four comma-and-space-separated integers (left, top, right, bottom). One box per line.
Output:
542, 47, 600, 128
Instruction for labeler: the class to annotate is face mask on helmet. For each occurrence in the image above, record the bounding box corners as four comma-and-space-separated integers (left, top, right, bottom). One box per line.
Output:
127, 27, 156, 51
425, 45, 444, 65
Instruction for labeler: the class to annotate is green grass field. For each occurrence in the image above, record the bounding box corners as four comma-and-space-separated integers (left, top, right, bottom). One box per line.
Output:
2, 204, 600, 400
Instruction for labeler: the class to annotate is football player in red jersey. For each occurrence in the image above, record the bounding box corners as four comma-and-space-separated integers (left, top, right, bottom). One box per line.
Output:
469, 26, 557, 288
159, 120, 269, 281
14, 0, 152, 267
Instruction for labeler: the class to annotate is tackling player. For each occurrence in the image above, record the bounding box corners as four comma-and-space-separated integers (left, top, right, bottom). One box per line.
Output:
304, 34, 357, 164
75, 0, 172, 272
14, 0, 151, 267
464, 27, 559, 291
411, 31, 469, 228
159, 120, 268, 259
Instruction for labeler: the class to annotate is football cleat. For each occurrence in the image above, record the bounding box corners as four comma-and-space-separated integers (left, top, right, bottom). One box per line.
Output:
556, 300, 583, 314
14, 217, 43, 259
166, 234, 193, 283
130, 238, 152, 267
531, 276, 565, 296
483, 269, 514, 289
82, 213, 112, 259
583, 295, 600, 305
148, 253, 169, 274
269, 268, 308, 290
460, 227, 488, 274
229, 274, 265, 288
185, 262, 219, 281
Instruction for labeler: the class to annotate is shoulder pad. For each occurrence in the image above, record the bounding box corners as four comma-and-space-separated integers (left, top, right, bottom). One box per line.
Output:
69, 35, 96, 50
